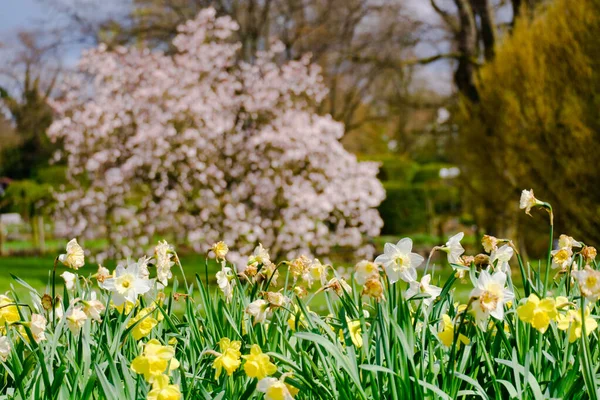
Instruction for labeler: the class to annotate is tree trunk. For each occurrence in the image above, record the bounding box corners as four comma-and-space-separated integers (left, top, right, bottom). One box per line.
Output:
471, 0, 496, 61
453, 0, 479, 102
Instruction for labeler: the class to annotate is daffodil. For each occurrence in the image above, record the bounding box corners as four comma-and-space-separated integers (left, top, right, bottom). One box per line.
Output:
246, 299, 270, 324
516, 294, 557, 333
551, 247, 573, 270
28, 313, 47, 343
489, 244, 514, 273
287, 305, 309, 331
519, 189, 543, 216
147, 374, 181, 400
242, 344, 277, 379
557, 307, 598, 343
258, 377, 297, 400
582, 246, 597, 263
441, 233, 465, 265
216, 266, 235, 302
438, 314, 470, 348
482, 235, 498, 253
248, 243, 270, 269
374, 238, 423, 284
66, 306, 88, 335
128, 308, 159, 340
265, 292, 289, 308
362, 277, 384, 301
0, 295, 20, 327
302, 259, 327, 288
101, 260, 154, 306
211, 241, 229, 260
0, 336, 10, 361
212, 338, 242, 378
58, 238, 85, 270
81, 293, 105, 321
154, 240, 175, 286
131, 339, 180, 382
558, 234, 582, 251
324, 277, 352, 296
289, 256, 310, 280
405, 274, 442, 307
573, 266, 600, 301
354, 260, 379, 285
470, 270, 514, 329
345, 318, 363, 348
94, 265, 111, 283
61, 271, 77, 291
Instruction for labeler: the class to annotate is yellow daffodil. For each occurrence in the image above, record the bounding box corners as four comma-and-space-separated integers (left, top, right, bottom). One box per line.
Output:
342, 318, 363, 348
242, 344, 277, 379
438, 314, 469, 348
258, 377, 297, 400
557, 307, 598, 343
516, 294, 557, 333
128, 308, 159, 341
362, 277, 384, 301
147, 374, 181, 400
0, 295, 19, 328
131, 339, 180, 382
212, 338, 241, 378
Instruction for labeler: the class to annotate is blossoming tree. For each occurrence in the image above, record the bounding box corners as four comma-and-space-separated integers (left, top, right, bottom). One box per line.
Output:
48, 8, 385, 262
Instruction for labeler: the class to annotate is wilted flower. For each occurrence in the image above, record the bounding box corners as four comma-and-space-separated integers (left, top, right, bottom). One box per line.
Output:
362, 277, 384, 301
354, 260, 379, 285
557, 306, 598, 343
405, 274, 442, 307
131, 339, 180, 382
242, 344, 277, 379
519, 189, 543, 216
147, 374, 181, 400
94, 265, 111, 283
292, 286, 307, 299
489, 244, 514, 273
482, 235, 498, 253
0, 336, 10, 361
441, 233, 465, 265
582, 246, 597, 263
61, 271, 77, 291
66, 306, 88, 335
517, 294, 557, 333
246, 299, 270, 324
58, 239, 85, 270
374, 238, 423, 284
101, 261, 154, 306
41, 294, 53, 311
324, 277, 352, 296
211, 241, 229, 260
212, 338, 242, 378
470, 270, 515, 329
289, 256, 310, 280
438, 314, 469, 348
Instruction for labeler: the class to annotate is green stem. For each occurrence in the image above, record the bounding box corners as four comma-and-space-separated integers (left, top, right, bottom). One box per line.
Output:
543, 205, 553, 295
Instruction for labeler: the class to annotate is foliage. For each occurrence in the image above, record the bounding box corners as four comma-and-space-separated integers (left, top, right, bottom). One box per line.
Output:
48, 9, 384, 263
456, 0, 600, 243
0, 192, 598, 399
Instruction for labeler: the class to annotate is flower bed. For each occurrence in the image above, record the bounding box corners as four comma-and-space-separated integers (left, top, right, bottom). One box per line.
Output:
0, 189, 598, 399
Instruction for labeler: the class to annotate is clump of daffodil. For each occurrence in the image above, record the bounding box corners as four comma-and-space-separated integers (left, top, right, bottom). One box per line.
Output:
58, 238, 85, 270
438, 314, 470, 348
516, 294, 558, 333
146, 374, 181, 400
242, 344, 277, 379
211, 338, 242, 378
131, 339, 180, 382
557, 306, 598, 343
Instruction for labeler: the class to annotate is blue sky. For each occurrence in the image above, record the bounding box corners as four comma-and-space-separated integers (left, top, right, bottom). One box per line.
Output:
1, 0, 50, 35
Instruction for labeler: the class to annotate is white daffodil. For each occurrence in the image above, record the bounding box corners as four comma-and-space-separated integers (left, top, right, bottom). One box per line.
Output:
558, 234, 582, 251
303, 259, 328, 288
265, 292, 290, 308
61, 271, 77, 291
100, 261, 154, 306
30, 313, 47, 343
374, 238, 423, 284
442, 233, 465, 265
520, 189, 543, 216
211, 241, 229, 260
248, 243, 271, 268
95, 265, 111, 283
573, 266, 600, 301
405, 274, 442, 306
82, 292, 106, 321
246, 299, 270, 324
58, 239, 85, 270
489, 244, 514, 273
154, 240, 175, 286
66, 306, 88, 335
470, 270, 514, 329
354, 260, 379, 285
551, 247, 573, 270
257, 377, 295, 400
216, 266, 235, 302
482, 235, 498, 253
0, 336, 10, 361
